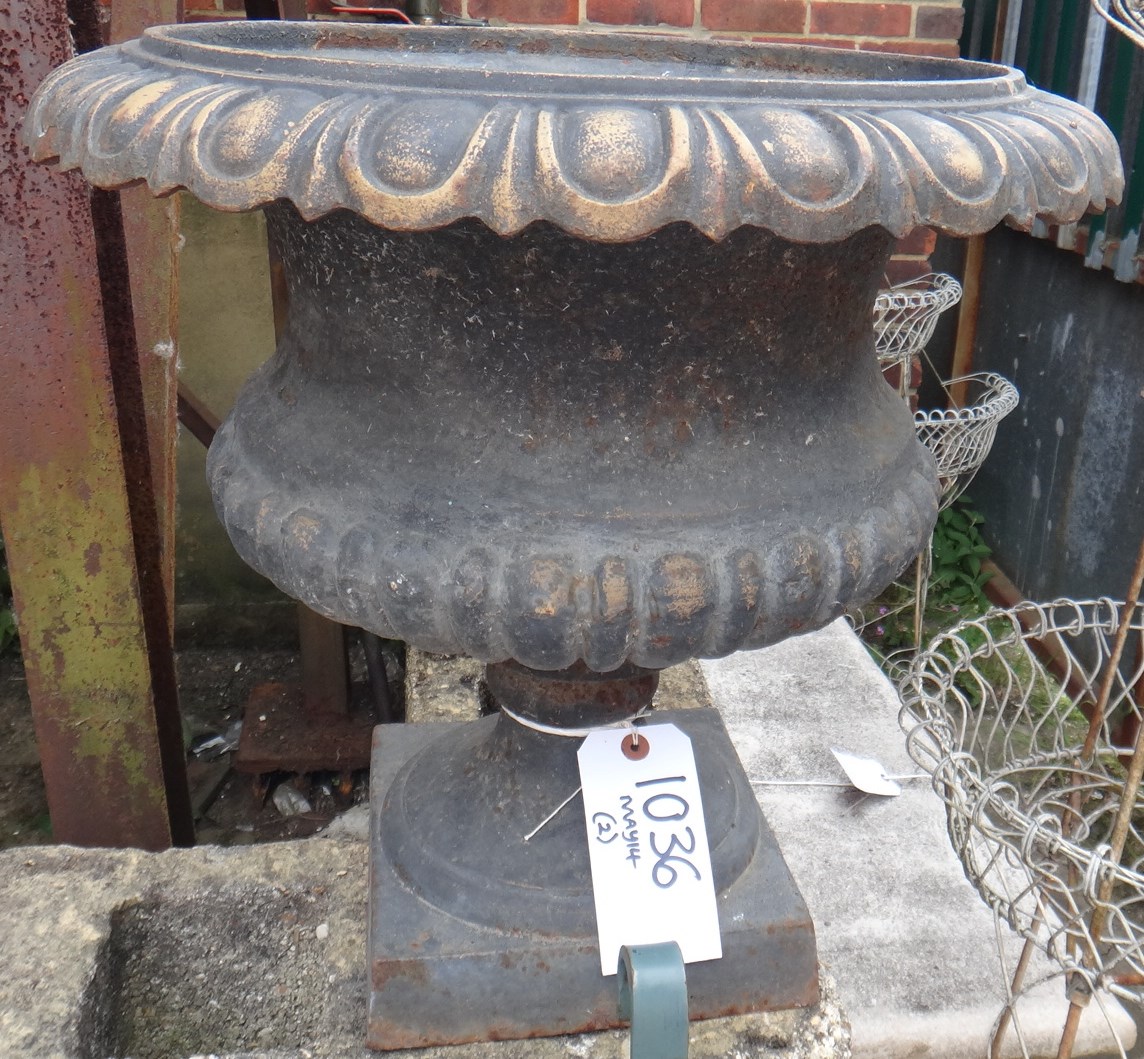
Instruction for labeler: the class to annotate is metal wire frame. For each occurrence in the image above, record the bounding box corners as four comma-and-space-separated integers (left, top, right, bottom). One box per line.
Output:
873, 273, 963, 394
846, 372, 1018, 652
899, 599, 1144, 1005
1092, 0, 1144, 51
915, 372, 1020, 511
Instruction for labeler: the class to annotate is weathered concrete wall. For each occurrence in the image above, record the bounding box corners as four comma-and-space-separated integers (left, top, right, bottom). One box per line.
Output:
960, 226, 1144, 602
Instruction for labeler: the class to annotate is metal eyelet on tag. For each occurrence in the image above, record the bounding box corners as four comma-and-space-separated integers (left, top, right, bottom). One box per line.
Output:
622, 731, 650, 760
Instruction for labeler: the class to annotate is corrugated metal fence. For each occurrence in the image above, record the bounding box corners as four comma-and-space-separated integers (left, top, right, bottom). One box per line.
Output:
961, 0, 1143, 282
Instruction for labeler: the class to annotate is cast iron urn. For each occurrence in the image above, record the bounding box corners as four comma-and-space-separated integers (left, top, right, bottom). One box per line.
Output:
26, 21, 1122, 1050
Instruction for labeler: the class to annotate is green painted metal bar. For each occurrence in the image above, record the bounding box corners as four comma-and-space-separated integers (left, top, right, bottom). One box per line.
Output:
978, 0, 1141, 280
961, 0, 1001, 60
617, 944, 689, 1059
0, 0, 192, 848
1025, 8, 1044, 82
1015, 0, 1038, 76
1048, 0, 1078, 95
1111, 50, 1144, 244
1034, 0, 1065, 90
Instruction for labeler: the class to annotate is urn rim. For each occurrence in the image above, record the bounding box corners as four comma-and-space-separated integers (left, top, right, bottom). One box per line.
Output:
24, 21, 1124, 243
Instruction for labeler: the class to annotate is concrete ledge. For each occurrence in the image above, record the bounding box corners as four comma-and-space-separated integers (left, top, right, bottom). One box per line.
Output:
705, 619, 1135, 1059
0, 623, 1133, 1057
0, 842, 847, 1058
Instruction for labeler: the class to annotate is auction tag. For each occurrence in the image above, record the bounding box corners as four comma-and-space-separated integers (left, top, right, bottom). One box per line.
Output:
577, 723, 722, 976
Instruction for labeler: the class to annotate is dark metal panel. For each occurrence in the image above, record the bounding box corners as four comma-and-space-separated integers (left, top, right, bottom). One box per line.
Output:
969, 226, 1144, 602
0, 0, 189, 848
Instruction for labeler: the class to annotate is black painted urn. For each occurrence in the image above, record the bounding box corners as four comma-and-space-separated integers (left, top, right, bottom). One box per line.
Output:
26, 20, 1122, 1050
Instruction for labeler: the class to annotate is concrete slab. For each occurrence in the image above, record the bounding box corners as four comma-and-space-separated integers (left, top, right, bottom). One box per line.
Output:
0, 624, 1132, 1058
0, 841, 847, 1058
703, 619, 1135, 1059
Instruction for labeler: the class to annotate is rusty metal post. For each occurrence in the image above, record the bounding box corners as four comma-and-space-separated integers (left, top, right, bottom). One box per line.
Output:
109, 0, 185, 631
0, 0, 193, 848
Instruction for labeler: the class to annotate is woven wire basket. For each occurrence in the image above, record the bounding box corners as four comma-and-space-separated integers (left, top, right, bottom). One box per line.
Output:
915, 372, 1019, 510
899, 599, 1144, 998
873, 272, 963, 371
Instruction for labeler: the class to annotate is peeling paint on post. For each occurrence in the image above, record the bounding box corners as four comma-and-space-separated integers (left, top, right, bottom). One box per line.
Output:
0, 0, 192, 848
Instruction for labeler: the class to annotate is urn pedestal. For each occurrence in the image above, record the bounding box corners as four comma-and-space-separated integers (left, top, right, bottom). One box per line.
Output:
25, 20, 1123, 1051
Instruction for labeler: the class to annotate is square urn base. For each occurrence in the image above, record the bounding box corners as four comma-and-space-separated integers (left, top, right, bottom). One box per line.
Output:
367, 709, 818, 1050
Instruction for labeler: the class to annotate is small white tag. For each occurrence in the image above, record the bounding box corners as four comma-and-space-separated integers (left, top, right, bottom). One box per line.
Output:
830, 746, 903, 796
577, 723, 722, 976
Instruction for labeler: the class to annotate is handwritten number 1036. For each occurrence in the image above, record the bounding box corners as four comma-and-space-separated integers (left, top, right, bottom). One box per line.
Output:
635, 775, 702, 889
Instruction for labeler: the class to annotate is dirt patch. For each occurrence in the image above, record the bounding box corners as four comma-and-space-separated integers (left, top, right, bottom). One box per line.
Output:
0, 642, 398, 850
0, 654, 50, 847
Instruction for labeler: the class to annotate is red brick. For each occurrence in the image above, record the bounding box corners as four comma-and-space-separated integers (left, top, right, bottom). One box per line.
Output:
880, 356, 922, 395
895, 226, 936, 256
915, 3, 964, 41
859, 38, 960, 56
589, 0, 694, 27
788, 34, 857, 47
440, 0, 463, 13
743, 32, 815, 45
183, 0, 221, 11
809, 2, 911, 37
469, 0, 578, 21
725, 32, 858, 49
885, 256, 931, 284
703, 0, 806, 34
221, 0, 245, 11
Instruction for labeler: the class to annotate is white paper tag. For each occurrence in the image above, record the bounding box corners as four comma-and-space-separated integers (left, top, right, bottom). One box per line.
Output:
577, 722, 722, 976
830, 746, 903, 796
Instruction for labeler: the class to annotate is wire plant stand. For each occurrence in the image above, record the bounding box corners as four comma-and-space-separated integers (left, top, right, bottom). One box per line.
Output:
851, 273, 1016, 657
916, 372, 1020, 512
899, 596, 1144, 1057
1092, 0, 1144, 49
873, 272, 963, 396
848, 371, 1019, 660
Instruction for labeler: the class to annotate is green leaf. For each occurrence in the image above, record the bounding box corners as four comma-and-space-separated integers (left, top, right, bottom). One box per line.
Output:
945, 510, 970, 532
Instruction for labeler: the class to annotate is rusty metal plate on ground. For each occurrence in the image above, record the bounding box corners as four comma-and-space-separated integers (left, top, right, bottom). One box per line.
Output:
235, 683, 375, 775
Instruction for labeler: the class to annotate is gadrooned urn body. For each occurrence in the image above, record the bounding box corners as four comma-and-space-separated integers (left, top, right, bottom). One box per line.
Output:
209, 206, 933, 670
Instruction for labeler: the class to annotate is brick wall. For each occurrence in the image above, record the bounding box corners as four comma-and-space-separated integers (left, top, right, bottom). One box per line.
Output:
445, 0, 964, 59
184, 0, 963, 61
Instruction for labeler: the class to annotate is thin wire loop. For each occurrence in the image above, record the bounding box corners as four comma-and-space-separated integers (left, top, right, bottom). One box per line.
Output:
499, 700, 652, 740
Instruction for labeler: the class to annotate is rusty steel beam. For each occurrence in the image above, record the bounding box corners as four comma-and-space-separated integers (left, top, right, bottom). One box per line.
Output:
0, 0, 192, 848
108, 0, 185, 632
176, 382, 222, 448
228, 0, 368, 778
